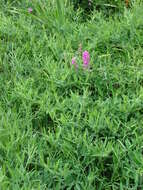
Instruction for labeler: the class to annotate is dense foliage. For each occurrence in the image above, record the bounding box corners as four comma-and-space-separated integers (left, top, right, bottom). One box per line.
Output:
0, 0, 143, 189
71, 0, 127, 13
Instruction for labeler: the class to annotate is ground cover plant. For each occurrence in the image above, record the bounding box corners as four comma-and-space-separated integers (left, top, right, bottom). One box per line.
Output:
1, 0, 143, 189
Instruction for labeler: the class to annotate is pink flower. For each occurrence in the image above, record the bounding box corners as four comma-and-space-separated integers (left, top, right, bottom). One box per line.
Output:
71, 57, 78, 69
71, 57, 76, 65
28, 7, 33, 13
82, 51, 90, 68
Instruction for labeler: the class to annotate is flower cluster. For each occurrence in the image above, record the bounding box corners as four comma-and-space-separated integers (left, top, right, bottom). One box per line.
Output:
82, 51, 90, 69
71, 44, 90, 70
28, 7, 33, 13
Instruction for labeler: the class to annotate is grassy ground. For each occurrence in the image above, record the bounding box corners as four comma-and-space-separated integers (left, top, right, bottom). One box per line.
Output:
1, 0, 143, 189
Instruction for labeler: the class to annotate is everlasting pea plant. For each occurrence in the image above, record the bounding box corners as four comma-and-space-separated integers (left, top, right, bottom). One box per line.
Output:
71, 46, 90, 70
28, 7, 33, 13
82, 50, 90, 69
